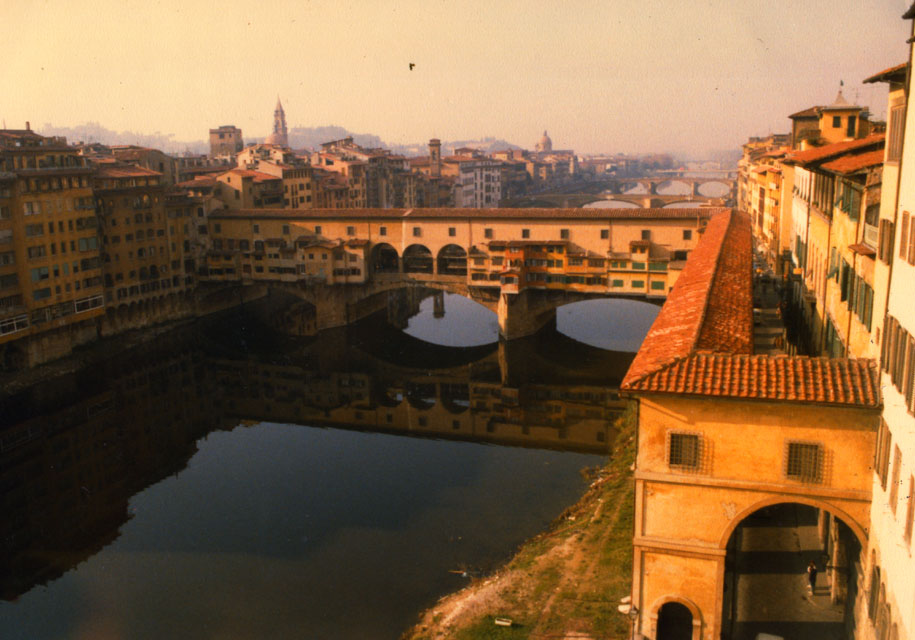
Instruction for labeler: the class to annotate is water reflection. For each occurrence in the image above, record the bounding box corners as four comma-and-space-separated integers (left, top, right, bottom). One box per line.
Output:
556, 298, 660, 351
403, 293, 499, 346
0, 307, 640, 638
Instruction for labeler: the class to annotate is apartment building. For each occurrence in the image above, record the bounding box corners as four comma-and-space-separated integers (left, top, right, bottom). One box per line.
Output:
0, 127, 104, 369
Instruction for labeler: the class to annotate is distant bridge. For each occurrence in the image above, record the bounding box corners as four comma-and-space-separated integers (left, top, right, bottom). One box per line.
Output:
503, 193, 727, 209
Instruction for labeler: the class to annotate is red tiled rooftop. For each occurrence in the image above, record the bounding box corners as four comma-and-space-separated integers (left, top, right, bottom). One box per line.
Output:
820, 149, 885, 175
863, 62, 908, 84
785, 134, 885, 166
621, 208, 881, 408
625, 354, 880, 408
95, 165, 162, 178
789, 106, 823, 119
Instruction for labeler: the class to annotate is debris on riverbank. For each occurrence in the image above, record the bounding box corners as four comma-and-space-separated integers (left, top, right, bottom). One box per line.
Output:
402, 405, 637, 640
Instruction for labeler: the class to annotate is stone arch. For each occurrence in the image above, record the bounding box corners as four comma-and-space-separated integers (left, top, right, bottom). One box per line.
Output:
437, 244, 467, 276
717, 495, 868, 550
662, 199, 701, 208
370, 242, 400, 273
649, 594, 703, 640
695, 179, 733, 197
403, 244, 433, 274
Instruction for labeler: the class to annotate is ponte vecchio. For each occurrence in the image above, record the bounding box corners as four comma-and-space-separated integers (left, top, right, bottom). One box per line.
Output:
201, 206, 722, 339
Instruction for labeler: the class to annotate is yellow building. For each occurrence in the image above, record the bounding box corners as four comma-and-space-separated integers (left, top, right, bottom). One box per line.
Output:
0, 127, 104, 369
622, 209, 880, 640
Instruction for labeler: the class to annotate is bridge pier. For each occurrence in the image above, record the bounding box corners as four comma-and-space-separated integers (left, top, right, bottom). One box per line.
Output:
497, 289, 558, 340
432, 290, 445, 318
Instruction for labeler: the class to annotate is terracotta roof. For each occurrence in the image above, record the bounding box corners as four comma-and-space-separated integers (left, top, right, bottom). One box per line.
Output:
848, 243, 877, 256
625, 354, 879, 407
863, 62, 908, 84
95, 165, 162, 178
621, 208, 881, 408
789, 106, 823, 119
820, 149, 885, 175
784, 134, 885, 166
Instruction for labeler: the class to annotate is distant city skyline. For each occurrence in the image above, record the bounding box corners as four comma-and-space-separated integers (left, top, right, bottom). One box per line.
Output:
2, 0, 911, 156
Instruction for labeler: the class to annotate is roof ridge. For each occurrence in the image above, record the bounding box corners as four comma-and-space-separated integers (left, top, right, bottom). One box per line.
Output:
688, 210, 732, 353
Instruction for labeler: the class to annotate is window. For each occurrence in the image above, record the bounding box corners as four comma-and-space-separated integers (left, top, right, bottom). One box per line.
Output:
347, 226, 355, 235
786, 441, 822, 483
651, 280, 665, 290
484, 228, 493, 239
832, 115, 841, 128
27, 245, 46, 259
30, 266, 49, 282
379, 226, 387, 236
683, 229, 692, 240
282, 225, 290, 235
668, 432, 701, 469
875, 418, 892, 490
253, 224, 260, 234
412, 226, 421, 237
900, 212, 910, 260
448, 227, 456, 237
641, 229, 651, 241
25, 224, 43, 237
888, 104, 905, 161
905, 476, 914, 545
847, 115, 857, 137
879, 220, 895, 264
560, 228, 569, 239
32, 287, 51, 300
522, 229, 530, 239
314, 225, 321, 235
600, 229, 609, 239
612, 279, 624, 287
631, 280, 644, 288
890, 445, 902, 514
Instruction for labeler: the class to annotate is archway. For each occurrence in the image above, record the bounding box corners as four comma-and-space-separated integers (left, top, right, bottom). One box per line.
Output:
437, 244, 467, 276
371, 243, 399, 273
721, 502, 861, 640
696, 180, 732, 198
657, 602, 693, 640
403, 244, 433, 274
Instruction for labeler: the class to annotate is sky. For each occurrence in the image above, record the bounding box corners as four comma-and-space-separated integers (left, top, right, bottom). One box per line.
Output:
1, 0, 912, 156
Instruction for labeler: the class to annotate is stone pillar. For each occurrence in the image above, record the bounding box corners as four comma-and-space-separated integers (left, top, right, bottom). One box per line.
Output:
432, 290, 445, 318
692, 181, 701, 197
497, 289, 557, 340
829, 518, 848, 605
818, 509, 829, 548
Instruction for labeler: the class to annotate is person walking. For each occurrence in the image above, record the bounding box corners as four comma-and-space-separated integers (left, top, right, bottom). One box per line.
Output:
807, 560, 818, 593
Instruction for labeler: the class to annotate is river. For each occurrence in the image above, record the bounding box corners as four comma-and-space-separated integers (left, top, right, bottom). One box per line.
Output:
0, 293, 658, 639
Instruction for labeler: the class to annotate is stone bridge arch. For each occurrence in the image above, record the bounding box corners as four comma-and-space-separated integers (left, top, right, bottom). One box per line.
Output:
403, 244, 434, 274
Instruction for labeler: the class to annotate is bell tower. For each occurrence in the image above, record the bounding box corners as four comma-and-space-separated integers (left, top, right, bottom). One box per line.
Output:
267, 97, 289, 147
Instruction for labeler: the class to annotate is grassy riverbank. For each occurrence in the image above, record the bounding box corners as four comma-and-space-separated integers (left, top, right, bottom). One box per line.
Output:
403, 404, 637, 640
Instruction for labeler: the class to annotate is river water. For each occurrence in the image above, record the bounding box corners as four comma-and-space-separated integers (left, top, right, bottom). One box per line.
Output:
0, 293, 658, 639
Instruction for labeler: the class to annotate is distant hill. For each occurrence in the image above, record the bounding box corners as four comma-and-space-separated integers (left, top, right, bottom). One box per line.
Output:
36, 122, 528, 159
37, 122, 208, 155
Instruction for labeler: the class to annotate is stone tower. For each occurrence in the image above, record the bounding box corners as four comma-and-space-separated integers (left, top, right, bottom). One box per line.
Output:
429, 138, 442, 177
265, 97, 289, 147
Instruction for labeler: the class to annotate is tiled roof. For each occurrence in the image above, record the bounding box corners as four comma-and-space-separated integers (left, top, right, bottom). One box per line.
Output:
863, 62, 908, 84
784, 134, 885, 166
789, 106, 823, 119
820, 149, 885, 175
621, 208, 881, 408
95, 165, 162, 178
626, 353, 880, 408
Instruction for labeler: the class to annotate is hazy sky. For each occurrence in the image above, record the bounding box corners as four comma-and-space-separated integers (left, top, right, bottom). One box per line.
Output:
2, 0, 912, 155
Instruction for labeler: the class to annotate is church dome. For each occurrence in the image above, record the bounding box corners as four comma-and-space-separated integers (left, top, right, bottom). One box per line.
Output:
535, 130, 553, 153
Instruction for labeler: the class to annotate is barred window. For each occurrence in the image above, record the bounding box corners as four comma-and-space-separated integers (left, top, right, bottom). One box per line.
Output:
786, 441, 822, 482
667, 432, 701, 469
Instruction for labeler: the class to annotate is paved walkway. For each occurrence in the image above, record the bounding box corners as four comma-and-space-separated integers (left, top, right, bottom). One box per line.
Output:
752, 250, 788, 356
727, 505, 845, 640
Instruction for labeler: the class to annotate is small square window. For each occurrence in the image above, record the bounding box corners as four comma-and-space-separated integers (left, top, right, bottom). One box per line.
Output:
282, 225, 290, 235
253, 224, 260, 234
522, 229, 530, 239
484, 228, 493, 239
379, 226, 387, 236
448, 227, 456, 237
347, 226, 355, 236
601, 229, 609, 239
683, 229, 692, 240
560, 229, 569, 239
315, 225, 322, 235
786, 441, 822, 483
641, 230, 650, 241
413, 227, 421, 237
668, 432, 701, 469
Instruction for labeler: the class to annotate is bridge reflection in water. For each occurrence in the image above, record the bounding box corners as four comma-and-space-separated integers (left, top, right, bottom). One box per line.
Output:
0, 305, 634, 604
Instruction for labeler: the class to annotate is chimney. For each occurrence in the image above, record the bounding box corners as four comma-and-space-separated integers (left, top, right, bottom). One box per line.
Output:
25, 121, 30, 131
